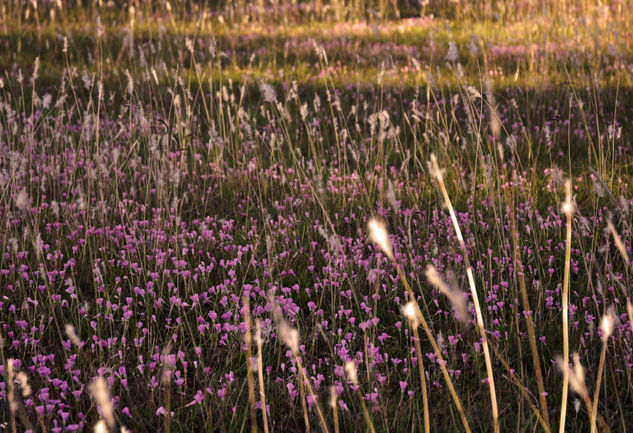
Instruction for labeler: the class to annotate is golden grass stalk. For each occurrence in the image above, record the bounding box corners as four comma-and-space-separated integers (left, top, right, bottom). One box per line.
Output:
255, 319, 270, 433
160, 344, 173, 433
329, 386, 340, 433
559, 179, 574, 433
297, 359, 311, 433
590, 313, 615, 433
345, 361, 376, 433
607, 219, 630, 266
368, 220, 472, 433
276, 315, 330, 433
94, 420, 107, 433
428, 153, 499, 433
6, 359, 17, 433
243, 295, 258, 433
294, 350, 330, 433
403, 302, 430, 433
487, 339, 551, 433
277, 323, 310, 432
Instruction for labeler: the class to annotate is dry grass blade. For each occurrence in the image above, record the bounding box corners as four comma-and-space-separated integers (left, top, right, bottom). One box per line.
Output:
403, 302, 430, 433
330, 386, 340, 433
559, 179, 574, 433
425, 265, 467, 324
590, 313, 616, 433
345, 361, 376, 433
255, 319, 270, 433
607, 219, 630, 266
243, 295, 258, 433
270, 296, 330, 433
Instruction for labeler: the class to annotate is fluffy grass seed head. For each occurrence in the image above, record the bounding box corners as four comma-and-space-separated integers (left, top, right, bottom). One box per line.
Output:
402, 302, 419, 327
600, 309, 617, 341
345, 361, 358, 386
279, 322, 299, 356
94, 420, 107, 433
329, 386, 338, 409
561, 180, 575, 215
425, 265, 468, 324
16, 371, 31, 397
89, 376, 115, 429
368, 217, 394, 261
556, 353, 588, 399
65, 324, 83, 348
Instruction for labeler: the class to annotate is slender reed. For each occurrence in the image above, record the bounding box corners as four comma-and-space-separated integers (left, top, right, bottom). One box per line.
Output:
255, 320, 270, 433
274, 307, 330, 433
297, 356, 311, 433
345, 361, 376, 433
294, 349, 330, 433
6, 359, 17, 433
591, 314, 615, 433
330, 386, 340, 433
403, 302, 430, 433
428, 154, 499, 433
559, 180, 574, 433
243, 296, 258, 433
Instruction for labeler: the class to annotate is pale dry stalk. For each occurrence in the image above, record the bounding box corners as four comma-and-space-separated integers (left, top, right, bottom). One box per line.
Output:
243, 295, 257, 433
255, 319, 269, 433
559, 180, 574, 433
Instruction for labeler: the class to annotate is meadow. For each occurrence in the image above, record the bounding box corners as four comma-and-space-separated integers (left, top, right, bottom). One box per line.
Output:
1, 0, 633, 431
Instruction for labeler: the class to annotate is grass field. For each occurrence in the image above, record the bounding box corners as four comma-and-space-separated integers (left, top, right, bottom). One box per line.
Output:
2, 1, 633, 432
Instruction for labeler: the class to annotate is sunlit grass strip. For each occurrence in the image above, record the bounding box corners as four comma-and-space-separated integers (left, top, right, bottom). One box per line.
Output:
559, 179, 574, 433
487, 337, 552, 433
289, 331, 330, 433
428, 154, 499, 433
368, 218, 472, 433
